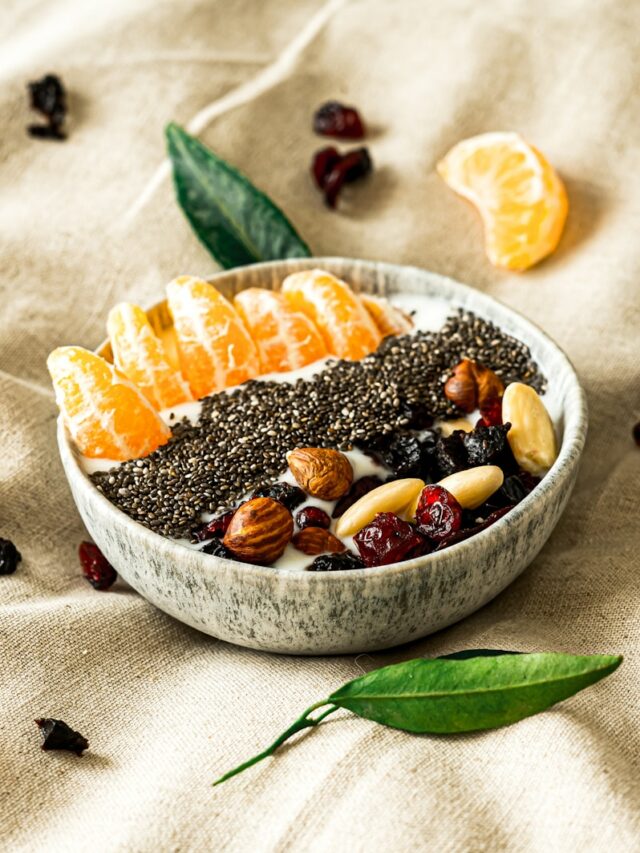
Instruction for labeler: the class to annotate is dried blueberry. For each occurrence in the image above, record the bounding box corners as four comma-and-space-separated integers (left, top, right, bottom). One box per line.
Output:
201, 537, 234, 559
295, 506, 331, 530
313, 101, 365, 139
434, 431, 469, 477
27, 74, 67, 140
0, 538, 21, 575
462, 423, 512, 467
354, 512, 430, 567
252, 482, 305, 511
435, 506, 513, 550
634, 421, 640, 447
332, 475, 383, 518
35, 718, 88, 755
78, 542, 117, 590
307, 551, 365, 571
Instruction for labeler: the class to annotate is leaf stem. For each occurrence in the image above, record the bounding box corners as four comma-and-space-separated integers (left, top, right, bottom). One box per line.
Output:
213, 700, 338, 786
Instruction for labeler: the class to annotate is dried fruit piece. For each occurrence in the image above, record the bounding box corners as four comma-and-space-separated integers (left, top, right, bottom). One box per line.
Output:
307, 551, 364, 572
361, 432, 429, 478
295, 507, 331, 530
35, 719, 88, 755
312, 146, 341, 189
191, 511, 235, 542
27, 74, 67, 140
462, 423, 513, 468
435, 506, 513, 550
223, 498, 293, 565
252, 482, 306, 511
313, 101, 365, 139
415, 485, 463, 542
437, 132, 568, 271
0, 538, 21, 575
292, 527, 346, 556
282, 270, 382, 360
235, 288, 327, 373
287, 447, 353, 500
47, 346, 171, 460
166, 276, 259, 398
437, 465, 504, 511
78, 541, 117, 590
354, 512, 429, 567
335, 478, 425, 537
633, 422, 640, 447
360, 295, 414, 337
107, 303, 192, 409
478, 397, 503, 427
202, 538, 234, 559
502, 383, 557, 476
434, 431, 469, 477
322, 148, 373, 208
332, 475, 384, 518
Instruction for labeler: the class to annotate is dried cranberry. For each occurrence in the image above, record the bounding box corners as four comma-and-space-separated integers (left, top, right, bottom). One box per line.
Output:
332, 475, 383, 518
252, 482, 305, 511
313, 101, 365, 139
201, 538, 234, 559
307, 551, 365, 572
191, 511, 234, 542
462, 423, 512, 467
434, 431, 469, 477
311, 146, 341, 189
78, 542, 117, 590
35, 718, 88, 755
0, 538, 21, 575
27, 74, 67, 140
354, 512, 429, 567
323, 147, 372, 208
633, 422, 640, 446
436, 506, 513, 550
415, 485, 463, 542
478, 397, 503, 427
295, 506, 331, 530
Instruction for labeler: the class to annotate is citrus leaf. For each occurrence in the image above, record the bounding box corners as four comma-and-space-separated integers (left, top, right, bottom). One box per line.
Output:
328, 653, 621, 734
166, 122, 311, 268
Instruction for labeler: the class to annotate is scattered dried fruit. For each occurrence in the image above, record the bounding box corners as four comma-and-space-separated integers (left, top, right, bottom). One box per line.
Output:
361, 432, 430, 478
223, 498, 293, 565
415, 485, 463, 542
462, 423, 513, 468
434, 430, 468, 477
502, 383, 557, 476
202, 538, 234, 559
252, 482, 305, 511
313, 101, 365, 139
78, 541, 117, 590
295, 506, 331, 530
322, 147, 373, 208
634, 422, 640, 447
0, 538, 21, 575
191, 511, 235, 543
311, 146, 341, 189
354, 512, 429, 567
332, 475, 384, 518
435, 506, 513, 550
35, 718, 88, 755
306, 551, 364, 572
292, 527, 346, 556
335, 478, 425, 537
27, 74, 67, 140
287, 447, 353, 500
437, 465, 504, 510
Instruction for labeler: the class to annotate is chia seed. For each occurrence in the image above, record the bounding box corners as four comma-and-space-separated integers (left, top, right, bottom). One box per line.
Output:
92, 311, 545, 538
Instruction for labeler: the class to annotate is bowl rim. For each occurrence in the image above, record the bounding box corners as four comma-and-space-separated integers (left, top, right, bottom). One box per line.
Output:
58, 256, 588, 582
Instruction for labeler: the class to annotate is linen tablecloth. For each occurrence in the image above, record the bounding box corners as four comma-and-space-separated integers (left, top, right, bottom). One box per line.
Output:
1, 1, 639, 849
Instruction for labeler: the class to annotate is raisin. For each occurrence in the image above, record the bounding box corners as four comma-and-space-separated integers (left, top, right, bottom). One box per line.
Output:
201, 538, 234, 559
307, 551, 365, 572
633, 422, 640, 446
434, 431, 469, 477
415, 485, 463, 543
354, 512, 430, 567
406, 400, 435, 430
252, 482, 305, 511
322, 147, 372, 208
0, 538, 22, 575
332, 475, 383, 518
27, 74, 67, 140
462, 423, 512, 467
295, 506, 331, 530
435, 506, 513, 550
35, 718, 88, 755
311, 146, 341, 189
313, 101, 365, 139
191, 510, 234, 542
78, 542, 117, 590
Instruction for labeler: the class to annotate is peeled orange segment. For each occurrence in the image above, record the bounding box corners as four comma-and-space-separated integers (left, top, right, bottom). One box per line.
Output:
361, 294, 414, 337
234, 288, 327, 373
166, 276, 260, 398
47, 346, 171, 460
107, 303, 192, 410
281, 269, 382, 360
437, 132, 568, 271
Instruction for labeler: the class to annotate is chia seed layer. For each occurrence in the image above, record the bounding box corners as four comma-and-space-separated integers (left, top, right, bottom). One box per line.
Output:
92, 311, 545, 538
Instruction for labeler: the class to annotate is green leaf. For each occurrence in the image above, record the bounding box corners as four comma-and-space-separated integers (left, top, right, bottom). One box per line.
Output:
165, 122, 311, 269
328, 653, 622, 734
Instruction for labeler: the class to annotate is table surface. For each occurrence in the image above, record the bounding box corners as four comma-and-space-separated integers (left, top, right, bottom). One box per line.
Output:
1, 1, 639, 850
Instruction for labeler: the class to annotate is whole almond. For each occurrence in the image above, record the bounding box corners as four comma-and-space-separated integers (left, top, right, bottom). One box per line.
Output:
287, 447, 353, 500
502, 382, 557, 476
336, 478, 425, 537
223, 497, 293, 565
437, 465, 504, 510
292, 527, 346, 556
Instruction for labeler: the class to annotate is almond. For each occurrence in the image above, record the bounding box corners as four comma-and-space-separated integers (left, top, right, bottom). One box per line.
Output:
223, 497, 293, 565
437, 465, 504, 510
335, 478, 425, 537
287, 447, 353, 500
502, 382, 557, 476
292, 527, 346, 556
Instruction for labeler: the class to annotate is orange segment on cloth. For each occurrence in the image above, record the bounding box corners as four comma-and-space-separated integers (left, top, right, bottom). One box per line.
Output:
437, 132, 568, 271
47, 346, 171, 460
281, 269, 382, 360
166, 276, 260, 398
234, 288, 327, 373
361, 294, 414, 337
107, 303, 192, 410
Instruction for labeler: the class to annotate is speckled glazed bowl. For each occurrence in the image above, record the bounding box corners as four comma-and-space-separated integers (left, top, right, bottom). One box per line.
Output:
57, 258, 587, 654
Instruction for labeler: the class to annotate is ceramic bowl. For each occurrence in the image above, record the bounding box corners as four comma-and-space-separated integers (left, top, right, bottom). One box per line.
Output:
57, 258, 587, 655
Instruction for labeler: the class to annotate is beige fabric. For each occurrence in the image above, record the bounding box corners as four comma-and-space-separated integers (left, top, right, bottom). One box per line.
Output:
1, 0, 639, 849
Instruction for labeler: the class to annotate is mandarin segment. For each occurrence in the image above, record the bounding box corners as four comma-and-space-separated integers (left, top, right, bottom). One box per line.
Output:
281, 269, 382, 360
107, 303, 192, 410
166, 276, 259, 398
47, 346, 171, 460
361, 294, 414, 337
437, 132, 568, 271
234, 288, 327, 373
